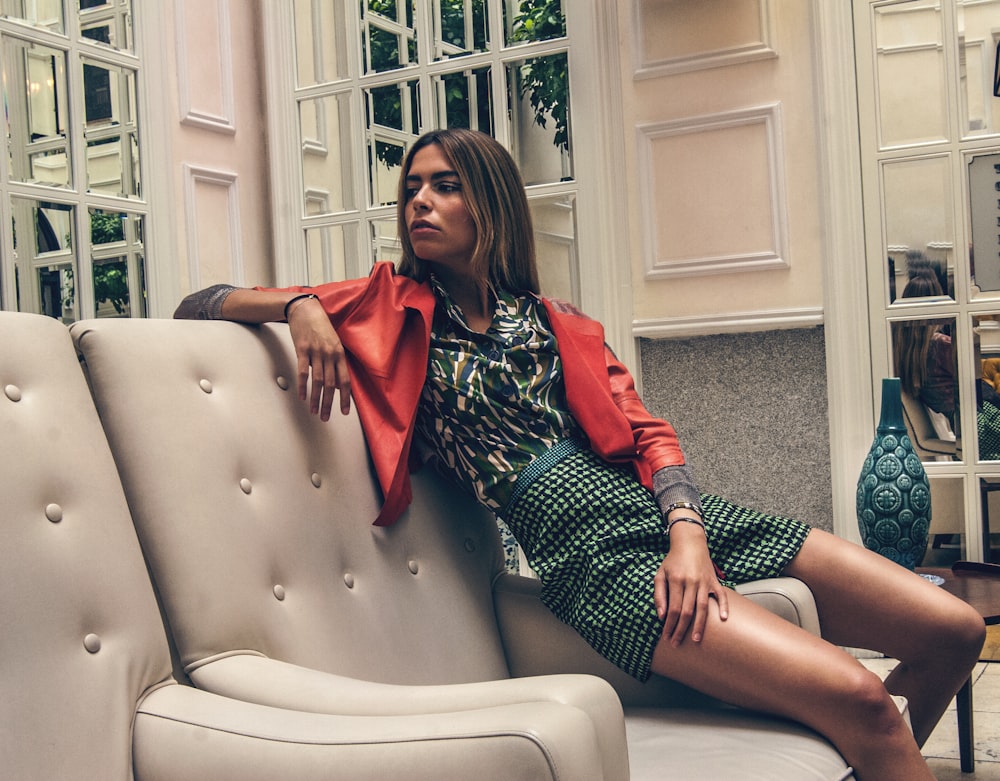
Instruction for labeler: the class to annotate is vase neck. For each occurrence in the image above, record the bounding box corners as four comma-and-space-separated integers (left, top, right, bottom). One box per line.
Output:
878, 377, 906, 432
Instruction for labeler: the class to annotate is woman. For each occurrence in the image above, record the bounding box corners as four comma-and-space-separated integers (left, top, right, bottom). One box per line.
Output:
177, 128, 984, 780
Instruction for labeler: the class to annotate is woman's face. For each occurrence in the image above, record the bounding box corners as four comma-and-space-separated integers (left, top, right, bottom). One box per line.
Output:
404, 144, 477, 276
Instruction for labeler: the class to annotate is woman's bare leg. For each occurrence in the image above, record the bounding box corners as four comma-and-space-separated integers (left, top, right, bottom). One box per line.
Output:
649, 588, 935, 781
783, 528, 985, 745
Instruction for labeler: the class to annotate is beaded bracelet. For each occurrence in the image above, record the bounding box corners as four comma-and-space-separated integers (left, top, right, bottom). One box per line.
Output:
284, 293, 319, 321
664, 515, 706, 536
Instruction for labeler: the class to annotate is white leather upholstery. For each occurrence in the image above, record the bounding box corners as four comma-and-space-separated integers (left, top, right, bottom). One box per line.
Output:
45, 315, 857, 779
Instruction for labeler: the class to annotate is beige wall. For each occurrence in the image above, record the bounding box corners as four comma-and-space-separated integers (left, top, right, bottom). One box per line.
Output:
152, 0, 273, 306
616, 1, 825, 333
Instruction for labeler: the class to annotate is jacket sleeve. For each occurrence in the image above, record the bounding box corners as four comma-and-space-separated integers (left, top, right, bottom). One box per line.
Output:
604, 344, 687, 475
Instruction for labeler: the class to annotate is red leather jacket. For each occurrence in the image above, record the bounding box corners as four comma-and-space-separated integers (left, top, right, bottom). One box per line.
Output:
265, 262, 686, 526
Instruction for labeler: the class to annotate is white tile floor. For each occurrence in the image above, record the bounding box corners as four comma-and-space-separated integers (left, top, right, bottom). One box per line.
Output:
861, 657, 1000, 779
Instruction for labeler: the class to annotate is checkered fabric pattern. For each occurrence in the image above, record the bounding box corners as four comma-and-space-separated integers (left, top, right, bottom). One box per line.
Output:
979, 399, 1000, 461
504, 448, 811, 681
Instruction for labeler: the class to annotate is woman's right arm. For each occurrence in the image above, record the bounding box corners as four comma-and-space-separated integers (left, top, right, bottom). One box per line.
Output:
174, 285, 352, 420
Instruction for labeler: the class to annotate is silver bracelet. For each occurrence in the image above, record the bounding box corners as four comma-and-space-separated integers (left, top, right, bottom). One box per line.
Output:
664, 515, 706, 536
663, 500, 703, 519
284, 293, 319, 321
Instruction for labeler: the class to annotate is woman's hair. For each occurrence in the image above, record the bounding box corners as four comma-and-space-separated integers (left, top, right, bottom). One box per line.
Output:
395, 128, 540, 294
892, 260, 945, 396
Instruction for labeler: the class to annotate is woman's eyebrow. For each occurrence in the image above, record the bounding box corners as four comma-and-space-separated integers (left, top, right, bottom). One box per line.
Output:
406, 170, 460, 182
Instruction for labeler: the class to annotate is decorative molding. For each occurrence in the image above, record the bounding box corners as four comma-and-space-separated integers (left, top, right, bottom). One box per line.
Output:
813, 0, 873, 544
175, 0, 236, 134
632, 0, 776, 79
637, 103, 789, 280
632, 306, 824, 340
183, 164, 244, 289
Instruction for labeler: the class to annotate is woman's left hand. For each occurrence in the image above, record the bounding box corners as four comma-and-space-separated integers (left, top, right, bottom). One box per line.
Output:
653, 523, 729, 647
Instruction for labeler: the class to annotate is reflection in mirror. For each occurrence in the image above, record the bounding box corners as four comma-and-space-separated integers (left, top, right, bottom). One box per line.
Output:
957, 0, 1000, 137
891, 313, 960, 461
968, 152, 1000, 293
362, 0, 417, 74
78, 0, 133, 53
365, 79, 419, 206
304, 223, 359, 286
922, 475, 969, 565
873, 0, 947, 147
3, 37, 71, 187
1, 0, 65, 34
293, 0, 349, 87
504, 0, 564, 47
11, 197, 76, 321
434, 0, 489, 59
975, 315, 1000, 461
529, 192, 577, 302
300, 94, 355, 215
90, 209, 145, 318
883, 156, 955, 302
505, 54, 571, 185
432, 66, 493, 133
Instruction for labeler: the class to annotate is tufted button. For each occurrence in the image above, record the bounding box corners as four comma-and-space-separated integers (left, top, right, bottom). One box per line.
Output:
464, 538, 477, 553
45, 503, 63, 523
199, 379, 213, 394
276, 376, 289, 390
240, 478, 253, 495
4, 384, 22, 402
343, 573, 355, 589
311, 472, 322, 488
273, 585, 286, 601
408, 560, 419, 575
83, 633, 101, 653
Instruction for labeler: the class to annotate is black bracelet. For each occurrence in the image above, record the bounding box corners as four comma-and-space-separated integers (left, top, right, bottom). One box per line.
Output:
664, 515, 706, 536
283, 293, 319, 321
663, 501, 703, 519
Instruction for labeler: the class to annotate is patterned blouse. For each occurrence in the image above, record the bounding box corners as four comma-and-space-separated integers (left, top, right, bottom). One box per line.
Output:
415, 275, 582, 514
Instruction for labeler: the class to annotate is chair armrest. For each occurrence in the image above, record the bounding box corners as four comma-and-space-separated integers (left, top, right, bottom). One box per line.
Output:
135, 682, 619, 781
492, 573, 821, 708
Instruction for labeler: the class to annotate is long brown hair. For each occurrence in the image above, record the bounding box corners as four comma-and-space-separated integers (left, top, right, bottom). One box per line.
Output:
893, 261, 945, 397
395, 128, 540, 294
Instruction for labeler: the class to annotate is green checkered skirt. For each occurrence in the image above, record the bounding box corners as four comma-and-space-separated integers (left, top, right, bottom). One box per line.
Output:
502, 446, 811, 682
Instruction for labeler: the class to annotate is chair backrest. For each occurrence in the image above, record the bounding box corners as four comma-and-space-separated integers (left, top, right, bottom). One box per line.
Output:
1, 312, 174, 780
900, 389, 959, 460
71, 318, 510, 686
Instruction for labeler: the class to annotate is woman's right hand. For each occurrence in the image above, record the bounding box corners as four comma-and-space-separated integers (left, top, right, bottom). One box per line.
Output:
286, 297, 352, 420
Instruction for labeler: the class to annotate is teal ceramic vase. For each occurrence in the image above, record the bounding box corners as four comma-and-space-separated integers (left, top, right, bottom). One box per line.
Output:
856, 377, 931, 570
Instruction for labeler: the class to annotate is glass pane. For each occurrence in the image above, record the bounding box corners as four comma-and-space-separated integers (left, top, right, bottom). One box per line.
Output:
1, 0, 65, 34
293, 0, 350, 86
957, 0, 1000, 137
504, 0, 565, 47
3, 37, 72, 187
883, 156, 954, 303
82, 60, 139, 197
362, 0, 417, 73
365, 79, 419, 206
922, 475, 968, 566
968, 152, 1000, 294
434, 0, 489, 59
505, 54, 571, 185
12, 197, 75, 319
529, 192, 577, 303
975, 314, 1000, 461
371, 216, 401, 265
873, 1, 948, 147
300, 93, 355, 214
78, 0, 134, 53
90, 209, 144, 317
891, 315, 960, 460
304, 222, 361, 285
432, 66, 492, 132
